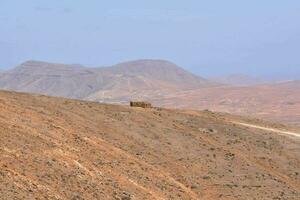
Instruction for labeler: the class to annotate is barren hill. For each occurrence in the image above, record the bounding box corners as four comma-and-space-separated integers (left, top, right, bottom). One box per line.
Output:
0, 90, 299, 199
0, 61, 103, 99
0, 60, 214, 101
106, 60, 210, 87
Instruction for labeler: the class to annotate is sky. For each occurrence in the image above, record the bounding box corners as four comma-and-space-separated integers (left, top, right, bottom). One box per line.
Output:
0, 0, 300, 79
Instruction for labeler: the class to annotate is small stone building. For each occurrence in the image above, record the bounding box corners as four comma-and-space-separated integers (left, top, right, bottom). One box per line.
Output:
130, 101, 152, 108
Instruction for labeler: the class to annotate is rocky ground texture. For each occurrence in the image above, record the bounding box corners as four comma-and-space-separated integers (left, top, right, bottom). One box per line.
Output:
0, 91, 299, 199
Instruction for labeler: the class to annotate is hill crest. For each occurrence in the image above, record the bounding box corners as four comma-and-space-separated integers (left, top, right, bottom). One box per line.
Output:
0, 90, 299, 199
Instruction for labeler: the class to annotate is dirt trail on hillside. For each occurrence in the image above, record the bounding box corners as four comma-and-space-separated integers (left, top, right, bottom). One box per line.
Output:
234, 121, 300, 138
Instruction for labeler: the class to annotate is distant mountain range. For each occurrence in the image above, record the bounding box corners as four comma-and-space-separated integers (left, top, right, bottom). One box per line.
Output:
0, 59, 299, 125
0, 60, 215, 102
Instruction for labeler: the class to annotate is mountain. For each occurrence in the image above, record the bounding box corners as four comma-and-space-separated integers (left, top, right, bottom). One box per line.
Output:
0, 90, 299, 199
0, 60, 214, 102
87, 60, 217, 103
0, 61, 105, 99
106, 59, 210, 87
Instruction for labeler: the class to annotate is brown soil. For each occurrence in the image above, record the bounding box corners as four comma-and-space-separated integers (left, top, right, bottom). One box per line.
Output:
0, 91, 299, 199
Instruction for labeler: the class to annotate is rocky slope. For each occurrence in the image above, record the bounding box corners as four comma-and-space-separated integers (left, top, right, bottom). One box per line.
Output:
0, 90, 299, 199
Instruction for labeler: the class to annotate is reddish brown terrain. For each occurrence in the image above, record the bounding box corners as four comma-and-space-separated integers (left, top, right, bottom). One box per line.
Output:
152, 81, 300, 126
1, 60, 299, 126
0, 90, 299, 199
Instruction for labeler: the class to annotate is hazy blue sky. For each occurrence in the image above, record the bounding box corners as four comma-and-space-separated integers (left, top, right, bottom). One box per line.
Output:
1, 0, 300, 79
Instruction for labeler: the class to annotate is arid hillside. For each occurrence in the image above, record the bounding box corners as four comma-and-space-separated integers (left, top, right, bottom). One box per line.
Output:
1, 60, 299, 126
154, 81, 300, 126
0, 90, 299, 199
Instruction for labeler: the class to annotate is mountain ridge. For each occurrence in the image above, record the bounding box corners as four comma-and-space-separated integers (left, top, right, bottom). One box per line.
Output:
0, 59, 216, 100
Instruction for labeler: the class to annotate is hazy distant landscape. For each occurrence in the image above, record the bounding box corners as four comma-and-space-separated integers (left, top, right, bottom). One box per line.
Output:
1, 1, 300, 200
1, 59, 299, 126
